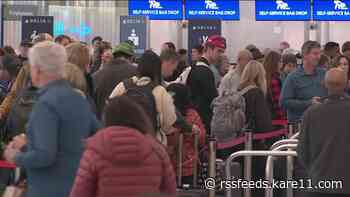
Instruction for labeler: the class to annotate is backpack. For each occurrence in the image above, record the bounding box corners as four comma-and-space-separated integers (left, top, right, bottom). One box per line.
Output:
123, 79, 164, 141
210, 85, 256, 143
171, 61, 209, 85
4, 86, 39, 142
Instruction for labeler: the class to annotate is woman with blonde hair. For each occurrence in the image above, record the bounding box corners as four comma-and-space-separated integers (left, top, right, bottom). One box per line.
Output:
63, 63, 96, 113
65, 43, 94, 98
238, 60, 272, 197
239, 61, 267, 94
63, 63, 88, 96
238, 60, 272, 131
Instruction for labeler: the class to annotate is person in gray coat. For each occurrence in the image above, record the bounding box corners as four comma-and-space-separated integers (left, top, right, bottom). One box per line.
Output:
298, 68, 350, 197
4, 41, 100, 197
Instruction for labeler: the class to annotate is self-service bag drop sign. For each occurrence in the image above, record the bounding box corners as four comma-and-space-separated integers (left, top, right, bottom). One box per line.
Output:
314, 0, 350, 21
128, 0, 183, 20
255, 0, 311, 21
186, 0, 240, 20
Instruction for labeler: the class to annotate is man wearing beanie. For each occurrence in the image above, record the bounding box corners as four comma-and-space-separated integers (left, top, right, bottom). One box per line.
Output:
93, 42, 137, 119
112, 41, 136, 64
187, 35, 226, 132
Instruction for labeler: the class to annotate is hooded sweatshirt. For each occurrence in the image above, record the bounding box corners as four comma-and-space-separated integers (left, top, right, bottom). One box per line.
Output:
70, 126, 176, 197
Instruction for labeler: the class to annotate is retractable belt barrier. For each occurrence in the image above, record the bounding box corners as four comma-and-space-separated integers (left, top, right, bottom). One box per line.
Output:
0, 160, 16, 169
218, 119, 289, 150
175, 119, 298, 197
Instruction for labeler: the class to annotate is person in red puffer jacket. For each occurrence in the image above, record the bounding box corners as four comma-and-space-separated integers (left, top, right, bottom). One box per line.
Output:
70, 95, 176, 197
166, 83, 206, 185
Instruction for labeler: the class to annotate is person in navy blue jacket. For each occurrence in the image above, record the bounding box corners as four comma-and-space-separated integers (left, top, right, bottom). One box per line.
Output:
4, 41, 100, 197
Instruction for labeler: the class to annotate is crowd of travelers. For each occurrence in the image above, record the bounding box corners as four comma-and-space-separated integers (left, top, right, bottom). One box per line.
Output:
0, 32, 349, 197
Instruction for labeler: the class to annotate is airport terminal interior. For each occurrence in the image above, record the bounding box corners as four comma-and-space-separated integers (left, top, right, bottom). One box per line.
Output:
0, 0, 350, 197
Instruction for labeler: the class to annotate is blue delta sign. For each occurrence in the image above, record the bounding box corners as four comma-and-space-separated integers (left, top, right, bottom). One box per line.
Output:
185, 0, 240, 20
313, 0, 350, 21
255, 0, 311, 21
128, 0, 183, 20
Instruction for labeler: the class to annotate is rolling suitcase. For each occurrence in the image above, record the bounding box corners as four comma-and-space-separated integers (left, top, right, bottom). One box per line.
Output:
175, 130, 210, 196
175, 130, 242, 197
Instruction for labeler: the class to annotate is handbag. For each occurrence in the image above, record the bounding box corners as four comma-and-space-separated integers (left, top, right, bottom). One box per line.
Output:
2, 168, 26, 197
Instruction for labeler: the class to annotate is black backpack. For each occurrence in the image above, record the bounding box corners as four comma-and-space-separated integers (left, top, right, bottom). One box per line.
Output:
123, 79, 160, 131
3, 86, 39, 142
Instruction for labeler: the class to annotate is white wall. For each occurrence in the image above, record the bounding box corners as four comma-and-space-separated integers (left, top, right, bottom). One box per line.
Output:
148, 2, 306, 61
148, 1, 306, 61
150, 20, 180, 54
222, 1, 305, 60
49, 6, 127, 44
329, 21, 350, 47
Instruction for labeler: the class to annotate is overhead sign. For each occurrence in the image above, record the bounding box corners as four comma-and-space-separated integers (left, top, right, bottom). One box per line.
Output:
128, 0, 183, 20
255, 0, 311, 21
120, 16, 148, 56
22, 16, 54, 41
188, 20, 221, 57
313, 0, 350, 21
185, 0, 240, 20
3, 5, 39, 21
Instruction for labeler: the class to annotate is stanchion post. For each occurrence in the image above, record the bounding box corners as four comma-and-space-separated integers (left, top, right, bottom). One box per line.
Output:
208, 136, 217, 197
287, 149, 294, 197
177, 133, 184, 187
288, 122, 294, 138
193, 130, 199, 188
244, 130, 253, 197
297, 120, 302, 134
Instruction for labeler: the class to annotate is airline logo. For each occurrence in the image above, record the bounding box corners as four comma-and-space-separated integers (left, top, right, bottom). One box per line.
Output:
205, 0, 219, 10
276, 0, 290, 10
334, 0, 348, 10
149, 0, 163, 9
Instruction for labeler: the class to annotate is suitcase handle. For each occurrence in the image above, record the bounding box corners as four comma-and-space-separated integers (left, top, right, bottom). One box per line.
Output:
176, 125, 201, 188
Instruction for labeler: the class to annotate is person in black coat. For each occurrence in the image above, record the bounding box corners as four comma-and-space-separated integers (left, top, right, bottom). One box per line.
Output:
238, 60, 273, 133
186, 35, 226, 133
298, 68, 350, 197
93, 42, 138, 119
238, 60, 273, 197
